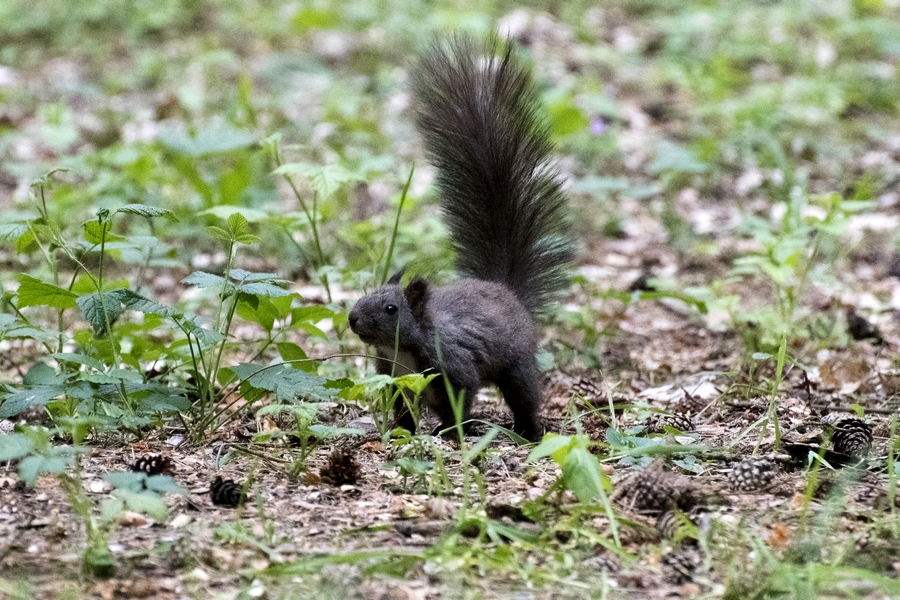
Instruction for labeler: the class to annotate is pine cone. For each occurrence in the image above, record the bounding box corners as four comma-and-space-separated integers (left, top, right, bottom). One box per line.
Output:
615, 464, 700, 516
661, 547, 703, 584
320, 448, 360, 486
582, 552, 621, 573
829, 417, 873, 459
210, 476, 246, 508
728, 458, 776, 492
130, 453, 174, 476
671, 390, 707, 416
571, 375, 603, 403
655, 509, 697, 542
646, 413, 695, 434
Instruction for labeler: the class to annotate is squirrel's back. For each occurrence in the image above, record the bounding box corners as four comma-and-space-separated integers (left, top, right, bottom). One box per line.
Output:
410, 36, 572, 316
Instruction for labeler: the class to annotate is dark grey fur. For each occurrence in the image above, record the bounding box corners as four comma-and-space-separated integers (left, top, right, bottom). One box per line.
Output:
348, 37, 572, 441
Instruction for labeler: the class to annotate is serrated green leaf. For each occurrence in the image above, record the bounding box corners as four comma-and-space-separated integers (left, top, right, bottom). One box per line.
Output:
114, 204, 178, 222
201, 206, 269, 222
233, 233, 260, 244
50, 353, 107, 371
226, 362, 336, 402
157, 125, 256, 157
15, 227, 36, 253
178, 316, 223, 346
206, 226, 232, 240
227, 213, 250, 236
0, 433, 34, 461
76, 290, 128, 336
0, 386, 64, 418
17, 275, 78, 309
229, 269, 291, 297
183, 271, 227, 289
119, 289, 179, 318
0, 222, 30, 244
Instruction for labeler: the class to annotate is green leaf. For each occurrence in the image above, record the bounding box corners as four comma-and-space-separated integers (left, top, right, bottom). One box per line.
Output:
113, 489, 168, 521
83, 221, 125, 245
144, 475, 188, 495
229, 269, 291, 297
0, 433, 34, 461
0, 386, 64, 418
50, 353, 107, 371
277, 342, 309, 370
17, 275, 78, 309
178, 316, 224, 346
157, 125, 256, 157
183, 271, 227, 289
23, 363, 65, 386
103, 471, 147, 493
226, 362, 336, 402
76, 289, 128, 336
206, 225, 232, 241
202, 206, 269, 222
527, 434, 572, 462
0, 222, 29, 242
114, 204, 179, 222
237, 294, 278, 331
273, 162, 359, 199
19, 455, 69, 485
291, 305, 335, 324
562, 447, 608, 504
119, 290, 179, 318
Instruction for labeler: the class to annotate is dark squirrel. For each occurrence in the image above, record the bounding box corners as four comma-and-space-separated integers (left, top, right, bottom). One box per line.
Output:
348, 37, 572, 441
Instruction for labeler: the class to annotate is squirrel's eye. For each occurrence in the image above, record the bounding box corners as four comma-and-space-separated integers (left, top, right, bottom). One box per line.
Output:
385, 304, 398, 315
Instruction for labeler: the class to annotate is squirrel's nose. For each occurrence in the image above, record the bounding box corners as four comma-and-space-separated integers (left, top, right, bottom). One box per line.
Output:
348, 314, 359, 330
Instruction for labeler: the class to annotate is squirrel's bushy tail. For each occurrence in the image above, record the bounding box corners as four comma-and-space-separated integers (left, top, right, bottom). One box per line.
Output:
411, 36, 573, 316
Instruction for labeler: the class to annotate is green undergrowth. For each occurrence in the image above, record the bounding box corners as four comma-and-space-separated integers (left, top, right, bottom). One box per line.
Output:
1, 0, 900, 596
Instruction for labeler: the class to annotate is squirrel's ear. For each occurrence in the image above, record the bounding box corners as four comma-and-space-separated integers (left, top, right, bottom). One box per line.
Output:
404, 276, 430, 321
387, 269, 405, 285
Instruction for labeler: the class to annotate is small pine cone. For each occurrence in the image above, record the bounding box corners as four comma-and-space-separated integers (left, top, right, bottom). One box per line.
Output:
571, 375, 603, 403
583, 552, 621, 573
320, 448, 360, 486
130, 453, 174, 476
655, 510, 697, 542
728, 458, 777, 492
645, 413, 695, 434
661, 547, 703, 584
829, 418, 873, 459
671, 390, 707, 416
210, 476, 246, 508
615, 464, 700, 516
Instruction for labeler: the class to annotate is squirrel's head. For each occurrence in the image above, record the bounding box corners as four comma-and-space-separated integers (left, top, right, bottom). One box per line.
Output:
348, 274, 430, 348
